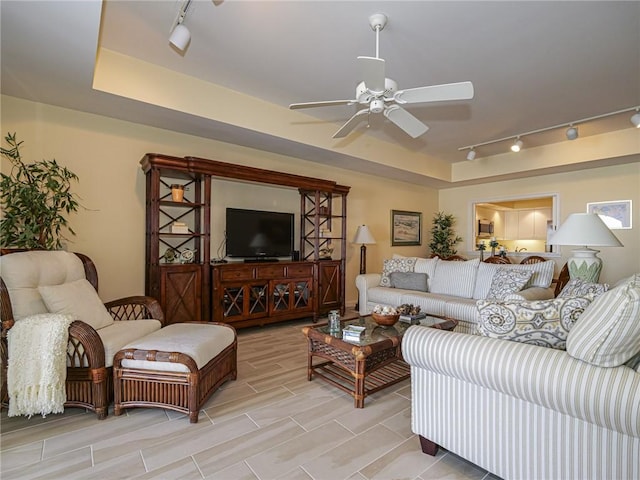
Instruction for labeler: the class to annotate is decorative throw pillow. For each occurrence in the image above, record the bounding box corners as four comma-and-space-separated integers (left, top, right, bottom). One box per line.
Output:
558, 278, 609, 299
567, 274, 640, 367
476, 296, 592, 350
38, 278, 114, 330
485, 268, 533, 299
379, 257, 417, 287
389, 272, 428, 291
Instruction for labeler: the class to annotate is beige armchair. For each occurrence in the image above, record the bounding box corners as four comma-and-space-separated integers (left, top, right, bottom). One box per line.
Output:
1, 250, 165, 419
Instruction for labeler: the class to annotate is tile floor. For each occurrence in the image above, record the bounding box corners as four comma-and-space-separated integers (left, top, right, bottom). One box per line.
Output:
1, 317, 500, 480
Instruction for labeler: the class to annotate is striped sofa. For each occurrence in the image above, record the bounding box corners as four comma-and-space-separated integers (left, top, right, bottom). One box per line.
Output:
402, 276, 640, 480
356, 256, 555, 334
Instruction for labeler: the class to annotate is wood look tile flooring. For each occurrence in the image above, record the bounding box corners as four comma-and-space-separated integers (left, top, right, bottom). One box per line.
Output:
1, 316, 499, 480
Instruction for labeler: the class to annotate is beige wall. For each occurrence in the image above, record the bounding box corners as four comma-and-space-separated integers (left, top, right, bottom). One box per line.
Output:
1, 95, 439, 307
439, 163, 640, 284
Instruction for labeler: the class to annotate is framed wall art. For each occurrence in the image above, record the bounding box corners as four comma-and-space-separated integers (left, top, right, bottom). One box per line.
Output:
391, 210, 422, 246
587, 200, 632, 229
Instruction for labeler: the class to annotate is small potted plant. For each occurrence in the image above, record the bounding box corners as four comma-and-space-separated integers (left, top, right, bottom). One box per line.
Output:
0, 133, 80, 250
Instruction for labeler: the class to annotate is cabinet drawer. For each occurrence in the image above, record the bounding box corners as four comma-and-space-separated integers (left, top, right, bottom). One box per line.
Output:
219, 267, 255, 281
256, 265, 286, 278
286, 264, 314, 277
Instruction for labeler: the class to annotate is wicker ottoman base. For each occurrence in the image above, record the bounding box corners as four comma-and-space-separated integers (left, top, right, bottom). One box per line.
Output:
113, 322, 237, 423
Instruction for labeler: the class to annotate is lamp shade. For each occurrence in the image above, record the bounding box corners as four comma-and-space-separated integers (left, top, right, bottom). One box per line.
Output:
353, 225, 376, 244
549, 213, 622, 247
549, 213, 622, 282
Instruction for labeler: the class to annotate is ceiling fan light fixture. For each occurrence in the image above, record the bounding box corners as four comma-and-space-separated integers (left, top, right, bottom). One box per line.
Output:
466, 148, 476, 161
566, 125, 579, 140
631, 110, 640, 128
511, 138, 523, 152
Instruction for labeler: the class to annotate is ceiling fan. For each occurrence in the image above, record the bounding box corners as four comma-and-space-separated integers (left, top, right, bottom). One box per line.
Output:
289, 13, 474, 139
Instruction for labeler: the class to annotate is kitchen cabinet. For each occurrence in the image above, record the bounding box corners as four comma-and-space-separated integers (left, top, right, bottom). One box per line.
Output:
504, 208, 551, 240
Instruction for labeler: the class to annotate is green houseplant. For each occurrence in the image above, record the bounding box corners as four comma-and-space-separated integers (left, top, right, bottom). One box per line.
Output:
0, 132, 80, 249
428, 211, 463, 258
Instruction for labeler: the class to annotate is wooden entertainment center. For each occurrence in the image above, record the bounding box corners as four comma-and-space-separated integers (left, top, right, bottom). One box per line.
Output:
141, 154, 349, 328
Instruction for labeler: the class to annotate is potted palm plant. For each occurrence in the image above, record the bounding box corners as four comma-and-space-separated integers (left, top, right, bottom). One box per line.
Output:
0, 132, 80, 250
428, 211, 463, 258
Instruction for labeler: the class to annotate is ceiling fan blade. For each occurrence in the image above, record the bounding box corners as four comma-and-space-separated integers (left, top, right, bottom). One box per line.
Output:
358, 56, 386, 93
289, 99, 355, 110
383, 105, 429, 138
393, 81, 474, 104
333, 109, 370, 138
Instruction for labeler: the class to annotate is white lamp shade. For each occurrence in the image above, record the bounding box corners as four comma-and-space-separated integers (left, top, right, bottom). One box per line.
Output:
549, 213, 622, 282
353, 225, 376, 244
549, 213, 623, 247
170, 24, 191, 51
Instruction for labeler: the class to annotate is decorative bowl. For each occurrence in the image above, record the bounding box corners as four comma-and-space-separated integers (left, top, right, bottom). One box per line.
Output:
371, 313, 400, 327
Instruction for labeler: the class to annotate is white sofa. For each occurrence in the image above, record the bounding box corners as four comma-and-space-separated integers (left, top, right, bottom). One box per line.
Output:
402, 271, 640, 480
356, 256, 556, 334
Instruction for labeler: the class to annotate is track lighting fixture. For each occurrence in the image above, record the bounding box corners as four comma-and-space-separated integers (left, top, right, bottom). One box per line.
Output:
459, 105, 639, 160
466, 148, 476, 161
170, 0, 192, 52
565, 125, 579, 140
510, 138, 523, 152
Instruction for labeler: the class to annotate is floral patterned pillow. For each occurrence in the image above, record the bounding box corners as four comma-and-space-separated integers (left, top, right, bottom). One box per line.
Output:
558, 278, 609, 299
485, 268, 533, 299
476, 296, 593, 350
379, 257, 417, 287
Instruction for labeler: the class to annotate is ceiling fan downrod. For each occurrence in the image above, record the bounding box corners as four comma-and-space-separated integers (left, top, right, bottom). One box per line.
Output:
368, 13, 387, 59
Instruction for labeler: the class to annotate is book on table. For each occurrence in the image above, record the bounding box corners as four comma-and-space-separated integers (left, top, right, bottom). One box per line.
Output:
399, 312, 427, 324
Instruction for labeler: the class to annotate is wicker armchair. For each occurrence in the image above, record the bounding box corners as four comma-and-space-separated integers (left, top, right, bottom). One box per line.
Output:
0, 250, 165, 419
483, 256, 511, 264
520, 255, 547, 264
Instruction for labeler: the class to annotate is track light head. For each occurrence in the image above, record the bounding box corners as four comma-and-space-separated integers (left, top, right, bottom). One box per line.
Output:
170, 23, 191, 51
466, 148, 476, 161
510, 138, 523, 152
631, 111, 640, 128
566, 125, 579, 140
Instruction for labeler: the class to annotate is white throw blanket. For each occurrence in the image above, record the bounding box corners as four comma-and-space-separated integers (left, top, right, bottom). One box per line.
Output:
7, 313, 74, 418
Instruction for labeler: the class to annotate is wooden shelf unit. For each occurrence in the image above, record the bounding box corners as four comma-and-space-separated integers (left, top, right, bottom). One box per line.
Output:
141, 154, 349, 327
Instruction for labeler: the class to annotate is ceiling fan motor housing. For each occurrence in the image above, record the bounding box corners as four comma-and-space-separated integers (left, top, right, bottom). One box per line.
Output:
356, 78, 398, 104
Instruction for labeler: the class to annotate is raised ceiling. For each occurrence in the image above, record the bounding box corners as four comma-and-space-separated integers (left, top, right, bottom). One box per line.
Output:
1, 1, 639, 187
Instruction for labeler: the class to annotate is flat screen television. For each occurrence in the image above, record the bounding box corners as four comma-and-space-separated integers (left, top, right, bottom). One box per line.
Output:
226, 208, 294, 259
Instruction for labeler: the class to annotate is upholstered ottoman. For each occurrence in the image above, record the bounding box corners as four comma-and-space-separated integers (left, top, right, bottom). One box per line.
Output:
113, 322, 237, 423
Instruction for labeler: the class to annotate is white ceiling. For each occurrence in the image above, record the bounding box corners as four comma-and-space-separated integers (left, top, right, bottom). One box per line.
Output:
1, 1, 639, 186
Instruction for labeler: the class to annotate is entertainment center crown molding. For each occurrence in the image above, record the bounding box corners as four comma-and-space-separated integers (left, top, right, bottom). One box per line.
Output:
141, 153, 350, 327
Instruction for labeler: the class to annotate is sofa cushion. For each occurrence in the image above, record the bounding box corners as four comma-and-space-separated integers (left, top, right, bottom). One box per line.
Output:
430, 258, 480, 299
399, 292, 451, 318
120, 323, 235, 373
477, 296, 593, 349
0, 251, 86, 320
445, 297, 479, 325
367, 286, 406, 306
390, 272, 428, 291
413, 257, 439, 290
97, 319, 163, 367
380, 257, 417, 287
38, 278, 114, 330
558, 278, 609, 299
567, 274, 640, 367
486, 268, 533, 299
473, 260, 555, 299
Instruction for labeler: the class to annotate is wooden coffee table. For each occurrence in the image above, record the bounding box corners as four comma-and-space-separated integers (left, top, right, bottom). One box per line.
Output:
302, 315, 457, 408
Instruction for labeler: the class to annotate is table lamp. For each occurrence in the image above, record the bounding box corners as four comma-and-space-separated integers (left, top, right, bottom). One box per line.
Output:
353, 225, 376, 274
549, 213, 623, 282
